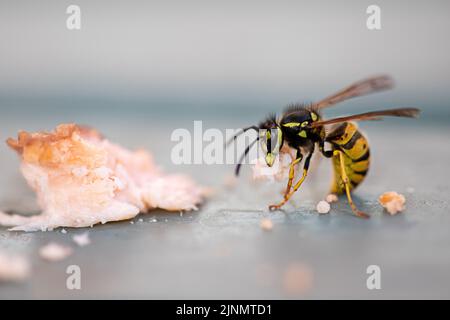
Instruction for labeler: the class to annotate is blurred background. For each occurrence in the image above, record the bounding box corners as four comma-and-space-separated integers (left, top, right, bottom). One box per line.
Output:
0, 0, 449, 299
1, 0, 449, 121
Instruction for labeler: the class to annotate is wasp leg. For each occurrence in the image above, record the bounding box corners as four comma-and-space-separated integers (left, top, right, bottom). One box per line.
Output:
283, 150, 303, 197
269, 150, 313, 211
335, 150, 370, 219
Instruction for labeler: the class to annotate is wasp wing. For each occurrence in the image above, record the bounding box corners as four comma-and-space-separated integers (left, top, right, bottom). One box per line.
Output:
313, 75, 394, 110
308, 108, 420, 128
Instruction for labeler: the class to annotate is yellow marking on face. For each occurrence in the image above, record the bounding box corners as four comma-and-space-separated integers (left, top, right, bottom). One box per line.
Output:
283, 122, 301, 128
265, 153, 275, 167
299, 130, 307, 138
301, 121, 309, 127
266, 130, 271, 140
311, 112, 318, 121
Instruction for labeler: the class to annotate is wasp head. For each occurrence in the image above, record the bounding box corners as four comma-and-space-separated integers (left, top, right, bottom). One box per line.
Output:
259, 115, 283, 167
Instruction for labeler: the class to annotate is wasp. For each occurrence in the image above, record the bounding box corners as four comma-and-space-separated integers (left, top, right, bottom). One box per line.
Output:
230, 75, 420, 218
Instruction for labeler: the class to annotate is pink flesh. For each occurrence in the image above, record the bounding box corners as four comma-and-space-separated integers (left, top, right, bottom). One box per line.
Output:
1, 124, 207, 232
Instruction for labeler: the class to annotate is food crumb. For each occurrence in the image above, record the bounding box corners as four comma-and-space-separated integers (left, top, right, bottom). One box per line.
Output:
138, 218, 144, 223
61, 228, 67, 234
260, 218, 273, 231
325, 194, 338, 203
72, 232, 91, 247
39, 243, 72, 262
0, 252, 31, 282
282, 262, 314, 296
316, 200, 331, 214
130, 221, 134, 224
379, 191, 406, 215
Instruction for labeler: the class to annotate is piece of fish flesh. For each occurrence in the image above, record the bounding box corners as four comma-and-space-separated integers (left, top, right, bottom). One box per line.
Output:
0, 124, 207, 231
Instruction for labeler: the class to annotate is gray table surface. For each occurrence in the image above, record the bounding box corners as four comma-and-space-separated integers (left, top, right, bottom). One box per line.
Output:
0, 114, 449, 299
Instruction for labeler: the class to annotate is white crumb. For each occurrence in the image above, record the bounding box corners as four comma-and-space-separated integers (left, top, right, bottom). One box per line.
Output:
0, 252, 31, 282
39, 243, 72, 262
130, 221, 134, 224
379, 191, 406, 215
260, 218, 274, 231
150, 218, 157, 223
325, 194, 338, 203
72, 232, 91, 247
61, 228, 67, 234
138, 218, 144, 223
316, 200, 331, 214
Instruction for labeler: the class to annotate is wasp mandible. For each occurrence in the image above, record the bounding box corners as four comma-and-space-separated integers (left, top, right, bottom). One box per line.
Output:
230, 75, 420, 218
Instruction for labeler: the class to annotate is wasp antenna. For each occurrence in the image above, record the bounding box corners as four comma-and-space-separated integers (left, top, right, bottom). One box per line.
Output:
235, 138, 259, 176
224, 125, 258, 148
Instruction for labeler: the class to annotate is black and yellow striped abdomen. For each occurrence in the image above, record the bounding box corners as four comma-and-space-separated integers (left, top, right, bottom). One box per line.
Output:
326, 122, 370, 194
